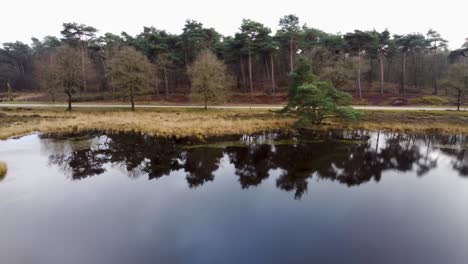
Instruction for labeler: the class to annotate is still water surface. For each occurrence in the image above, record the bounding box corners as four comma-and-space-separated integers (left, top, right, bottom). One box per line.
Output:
0, 131, 467, 264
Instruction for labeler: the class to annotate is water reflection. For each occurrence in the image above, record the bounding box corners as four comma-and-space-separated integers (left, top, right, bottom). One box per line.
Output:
41, 131, 468, 199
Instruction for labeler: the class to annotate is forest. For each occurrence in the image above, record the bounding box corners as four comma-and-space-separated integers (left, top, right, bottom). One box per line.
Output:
1, 14, 468, 102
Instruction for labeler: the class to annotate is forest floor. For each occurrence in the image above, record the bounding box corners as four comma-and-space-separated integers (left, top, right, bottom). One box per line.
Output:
1, 107, 467, 140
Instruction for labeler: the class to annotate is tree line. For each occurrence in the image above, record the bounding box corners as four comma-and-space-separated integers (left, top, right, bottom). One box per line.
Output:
1, 15, 468, 101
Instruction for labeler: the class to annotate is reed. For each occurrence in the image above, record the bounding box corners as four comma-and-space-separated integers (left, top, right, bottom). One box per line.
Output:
0, 161, 7, 178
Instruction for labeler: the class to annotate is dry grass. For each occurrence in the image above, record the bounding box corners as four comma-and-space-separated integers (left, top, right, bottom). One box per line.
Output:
323, 110, 468, 134
0, 107, 295, 139
1, 107, 468, 140
0, 161, 7, 178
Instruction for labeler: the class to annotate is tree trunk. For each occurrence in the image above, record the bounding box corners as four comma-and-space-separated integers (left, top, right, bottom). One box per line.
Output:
380, 51, 385, 95
433, 49, 438, 95
401, 52, 406, 95
357, 51, 362, 99
204, 86, 208, 110
264, 55, 271, 94
67, 93, 72, 111
248, 50, 253, 95
154, 78, 160, 96
110, 75, 115, 100
80, 42, 87, 92
457, 90, 461, 111
413, 53, 418, 88
270, 54, 276, 93
163, 68, 169, 98
240, 56, 246, 92
130, 91, 135, 111
289, 38, 294, 73
6, 81, 12, 101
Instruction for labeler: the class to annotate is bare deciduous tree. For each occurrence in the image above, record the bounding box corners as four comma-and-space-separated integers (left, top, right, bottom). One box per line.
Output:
108, 46, 152, 110
189, 50, 233, 110
37, 45, 90, 110
441, 63, 468, 111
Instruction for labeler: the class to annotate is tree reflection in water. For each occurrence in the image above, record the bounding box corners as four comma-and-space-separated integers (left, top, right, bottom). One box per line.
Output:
41, 131, 468, 199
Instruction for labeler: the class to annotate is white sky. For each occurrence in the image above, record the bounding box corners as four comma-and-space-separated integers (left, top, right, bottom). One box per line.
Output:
1, 0, 467, 49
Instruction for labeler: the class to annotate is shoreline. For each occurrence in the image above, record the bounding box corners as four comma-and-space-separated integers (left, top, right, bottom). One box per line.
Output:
1, 108, 468, 140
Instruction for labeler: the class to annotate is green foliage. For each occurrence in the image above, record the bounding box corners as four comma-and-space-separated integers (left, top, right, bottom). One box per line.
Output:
344, 30, 377, 54
287, 57, 316, 100
394, 33, 429, 53
291, 81, 360, 125
181, 20, 221, 64
237, 19, 272, 55
285, 58, 360, 125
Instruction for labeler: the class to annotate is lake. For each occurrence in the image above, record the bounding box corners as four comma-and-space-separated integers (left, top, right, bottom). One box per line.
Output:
0, 131, 467, 264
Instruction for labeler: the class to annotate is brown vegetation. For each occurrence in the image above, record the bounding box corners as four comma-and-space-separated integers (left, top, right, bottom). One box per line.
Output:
325, 110, 468, 134
0, 107, 294, 140
1, 108, 468, 141
0, 161, 7, 178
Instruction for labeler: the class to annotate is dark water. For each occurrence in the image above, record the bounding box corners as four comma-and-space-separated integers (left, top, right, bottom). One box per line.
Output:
0, 131, 468, 264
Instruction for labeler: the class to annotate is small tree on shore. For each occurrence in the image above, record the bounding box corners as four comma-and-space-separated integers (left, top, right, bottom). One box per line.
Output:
108, 46, 152, 111
441, 63, 468, 111
189, 50, 232, 110
290, 80, 360, 125
285, 58, 360, 125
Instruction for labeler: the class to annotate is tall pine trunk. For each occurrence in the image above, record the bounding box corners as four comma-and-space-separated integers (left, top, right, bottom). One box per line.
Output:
185, 51, 192, 92
270, 54, 276, 93
80, 41, 87, 92
433, 50, 438, 95
401, 52, 407, 95
413, 54, 418, 88
240, 56, 246, 92
248, 50, 253, 95
357, 51, 362, 99
289, 38, 294, 73
379, 51, 385, 95
204, 86, 208, 110
264, 55, 271, 93
163, 68, 169, 98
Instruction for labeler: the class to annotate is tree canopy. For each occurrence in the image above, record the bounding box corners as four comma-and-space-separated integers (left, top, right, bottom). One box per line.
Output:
1, 16, 467, 104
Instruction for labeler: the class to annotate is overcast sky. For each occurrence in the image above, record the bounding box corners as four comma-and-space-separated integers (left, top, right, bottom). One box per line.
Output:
1, 0, 467, 49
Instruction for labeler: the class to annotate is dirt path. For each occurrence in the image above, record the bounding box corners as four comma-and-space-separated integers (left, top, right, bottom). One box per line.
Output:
0, 103, 466, 111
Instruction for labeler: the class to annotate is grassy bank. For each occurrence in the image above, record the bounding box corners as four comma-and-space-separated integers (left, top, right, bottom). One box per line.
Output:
0, 107, 295, 140
330, 110, 468, 134
0, 107, 467, 140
